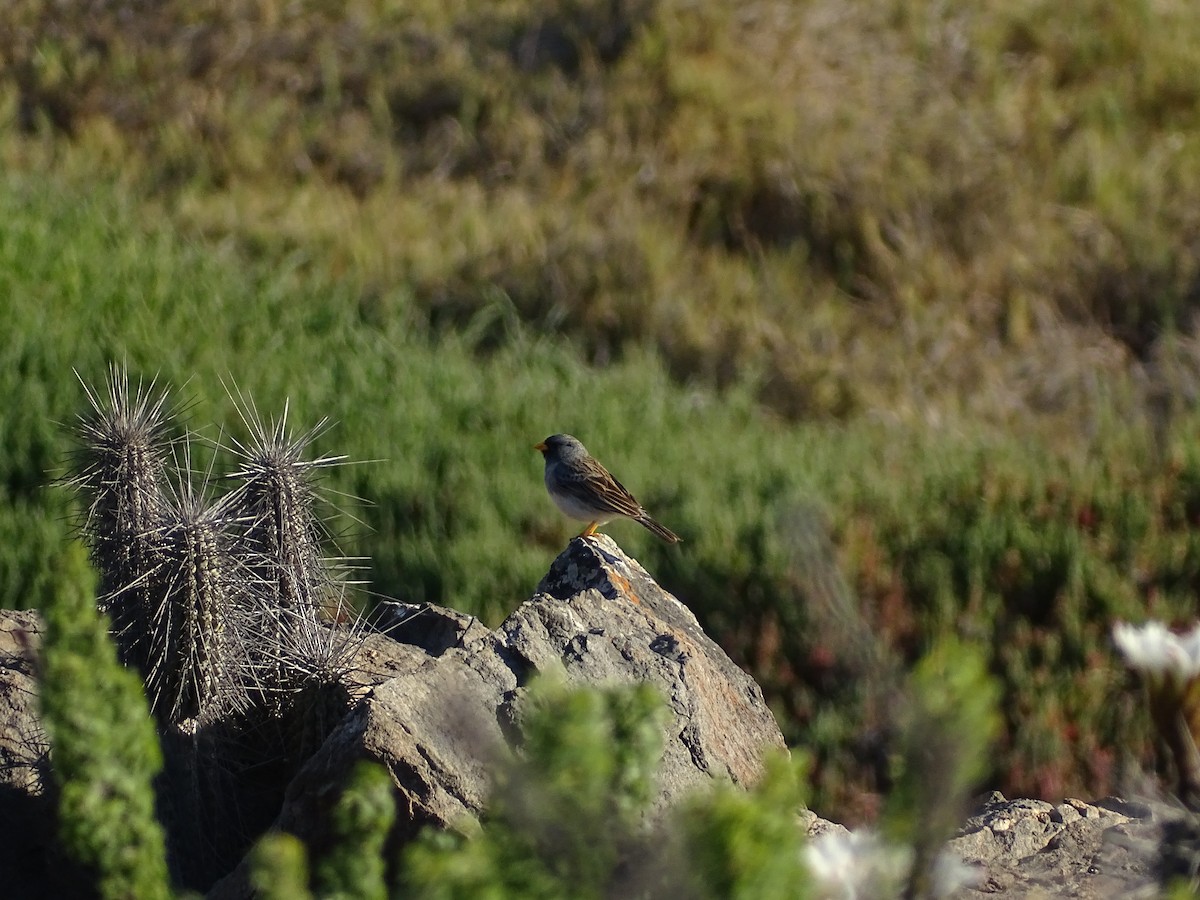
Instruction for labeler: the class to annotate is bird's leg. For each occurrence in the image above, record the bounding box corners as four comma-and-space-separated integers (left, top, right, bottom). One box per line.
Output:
579, 522, 600, 538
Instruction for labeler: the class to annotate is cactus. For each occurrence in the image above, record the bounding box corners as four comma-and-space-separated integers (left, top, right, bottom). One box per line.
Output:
68, 364, 172, 680
225, 389, 363, 758
64, 367, 369, 887
148, 451, 252, 726
67, 369, 365, 733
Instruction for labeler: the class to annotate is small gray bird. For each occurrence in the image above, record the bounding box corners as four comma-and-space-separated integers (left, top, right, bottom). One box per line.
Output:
534, 433, 681, 543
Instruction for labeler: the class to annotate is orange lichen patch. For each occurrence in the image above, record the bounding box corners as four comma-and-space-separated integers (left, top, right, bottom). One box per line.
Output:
608, 569, 641, 606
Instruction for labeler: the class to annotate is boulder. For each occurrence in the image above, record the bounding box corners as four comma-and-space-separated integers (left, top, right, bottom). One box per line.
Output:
279, 535, 782, 829
948, 791, 1164, 898
0, 610, 56, 898
208, 535, 789, 896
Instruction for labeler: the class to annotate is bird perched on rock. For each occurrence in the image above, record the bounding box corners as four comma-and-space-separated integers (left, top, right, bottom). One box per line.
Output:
534, 433, 681, 543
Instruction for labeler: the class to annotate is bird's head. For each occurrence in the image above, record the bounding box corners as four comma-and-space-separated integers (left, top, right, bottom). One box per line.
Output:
534, 433, 587, 460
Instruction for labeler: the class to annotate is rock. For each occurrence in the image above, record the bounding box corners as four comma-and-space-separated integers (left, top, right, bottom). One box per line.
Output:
952, 793, 1062, 863
287, 536, 785, 826
368, 600, 490, 657
0, 609, 90, 899
207, 536, 790, 897
947, 791, 1166, 898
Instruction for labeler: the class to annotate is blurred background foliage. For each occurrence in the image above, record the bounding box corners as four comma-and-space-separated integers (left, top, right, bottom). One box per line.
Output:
4, 0, 1200, 821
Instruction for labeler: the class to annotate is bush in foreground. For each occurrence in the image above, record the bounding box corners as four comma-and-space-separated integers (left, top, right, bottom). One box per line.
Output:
39, 540, 171, 900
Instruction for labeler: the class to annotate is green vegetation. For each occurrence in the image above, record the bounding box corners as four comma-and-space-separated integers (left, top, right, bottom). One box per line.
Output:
399, 674, 813, 900
401, 675, 671, 899
2, 167, 1196, 820
38, 540, 171, 900
6, 0, 1200, 428
884, 639, 1001, 898
314, 762, 396, 900
680, 753, 814, 900
250, 813, 401, 900
5, 0, 1200, 826
250, 834, 312, 900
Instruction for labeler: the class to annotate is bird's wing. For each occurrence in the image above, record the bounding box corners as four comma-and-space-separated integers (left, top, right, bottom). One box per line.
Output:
560, 458, 645, 518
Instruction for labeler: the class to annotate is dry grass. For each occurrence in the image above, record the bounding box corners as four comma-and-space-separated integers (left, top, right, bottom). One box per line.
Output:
6, 0, 1200, 432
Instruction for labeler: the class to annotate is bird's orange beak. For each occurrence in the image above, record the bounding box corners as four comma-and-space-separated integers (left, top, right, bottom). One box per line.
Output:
534, 441, 548, 452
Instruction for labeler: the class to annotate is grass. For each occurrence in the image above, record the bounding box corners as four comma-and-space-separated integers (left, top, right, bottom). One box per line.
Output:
5, 0, 1200, 429
4, 172, 1199, 820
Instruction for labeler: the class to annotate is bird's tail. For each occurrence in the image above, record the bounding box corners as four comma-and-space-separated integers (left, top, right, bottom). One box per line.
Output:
638, 515, 682, 544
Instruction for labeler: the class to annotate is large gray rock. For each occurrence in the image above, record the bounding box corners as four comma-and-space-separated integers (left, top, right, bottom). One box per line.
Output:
274, 535, 786, 845
206, 536, 789, 897
523, 534, 784, 790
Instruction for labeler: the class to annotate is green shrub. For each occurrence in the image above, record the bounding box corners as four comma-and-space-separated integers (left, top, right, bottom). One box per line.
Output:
39, 540, 171, 900
246, 763, 395, 900
314, 762, 396, 900
883, 638, 1001, 897
250, 834, 312, 900
679, 752, 813, 900
400, 674, 668, 899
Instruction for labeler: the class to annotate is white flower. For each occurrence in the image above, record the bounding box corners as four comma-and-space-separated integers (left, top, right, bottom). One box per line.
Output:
803, 830, 980, 900
803, 830, 907, 899
1112, 621, 1200, 680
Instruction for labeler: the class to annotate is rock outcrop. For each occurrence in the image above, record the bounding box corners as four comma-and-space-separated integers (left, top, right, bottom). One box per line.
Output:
212, 535, 787, 896
0, 610, 58, 899
287, 534, 783, 829
949, 791, 1167, 897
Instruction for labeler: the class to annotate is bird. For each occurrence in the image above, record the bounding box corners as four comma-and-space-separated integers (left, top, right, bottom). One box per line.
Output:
534, 433, 681, 543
